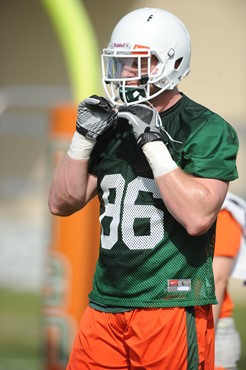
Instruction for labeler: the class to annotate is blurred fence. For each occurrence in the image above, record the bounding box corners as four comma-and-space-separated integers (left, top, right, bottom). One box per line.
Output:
0, 85, 72, 291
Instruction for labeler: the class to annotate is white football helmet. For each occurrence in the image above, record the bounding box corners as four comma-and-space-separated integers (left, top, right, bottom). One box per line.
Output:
101, 8, 191, 106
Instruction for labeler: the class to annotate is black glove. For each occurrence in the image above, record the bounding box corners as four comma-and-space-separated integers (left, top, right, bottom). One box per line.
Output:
76, 95, 117, 141
117, 104, 162, 147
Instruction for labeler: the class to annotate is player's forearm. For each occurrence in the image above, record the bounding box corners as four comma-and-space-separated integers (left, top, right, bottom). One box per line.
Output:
212, 279, 227, 327
212, 256, 235, 327
48, 154, 92, 216
155, 169, 228, 235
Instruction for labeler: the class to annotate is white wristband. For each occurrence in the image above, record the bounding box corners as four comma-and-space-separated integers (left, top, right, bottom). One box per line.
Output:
142, 141, 178, 177
67, 131, 95, 160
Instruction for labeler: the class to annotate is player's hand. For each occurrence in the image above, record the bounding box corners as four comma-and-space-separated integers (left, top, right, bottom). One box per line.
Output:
118, 104, 177, 177
76, 95, 117, 141
117, 104, 162, 147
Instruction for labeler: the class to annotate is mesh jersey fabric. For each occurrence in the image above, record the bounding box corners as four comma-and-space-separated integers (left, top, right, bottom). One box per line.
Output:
87, 93, 239, 308
214, 210, 242, 318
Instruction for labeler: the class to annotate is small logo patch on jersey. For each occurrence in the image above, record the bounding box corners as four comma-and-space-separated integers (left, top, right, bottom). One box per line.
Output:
168, 279, 191, 292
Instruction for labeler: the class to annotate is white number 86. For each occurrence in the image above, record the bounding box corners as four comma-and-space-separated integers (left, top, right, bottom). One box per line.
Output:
99, 174, 164, 250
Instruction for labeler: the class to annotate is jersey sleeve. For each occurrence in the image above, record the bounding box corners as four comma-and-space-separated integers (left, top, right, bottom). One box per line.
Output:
88, 149, 99, 176
180, 115, 239, 181
88, 135, 108, 176
215, 209, 241, 257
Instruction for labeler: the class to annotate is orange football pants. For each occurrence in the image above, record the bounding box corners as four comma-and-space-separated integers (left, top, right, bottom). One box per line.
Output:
67, 305, 214, 370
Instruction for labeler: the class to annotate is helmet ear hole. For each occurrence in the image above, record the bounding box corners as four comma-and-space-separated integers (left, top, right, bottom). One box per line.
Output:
174, 57, 183, 70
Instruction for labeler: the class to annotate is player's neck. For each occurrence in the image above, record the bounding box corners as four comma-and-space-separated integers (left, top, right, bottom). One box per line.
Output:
149, 87, 182, 113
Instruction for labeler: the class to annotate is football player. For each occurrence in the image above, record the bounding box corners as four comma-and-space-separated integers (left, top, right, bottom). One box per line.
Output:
49, 8, 239, 369
213, 192, 246, 370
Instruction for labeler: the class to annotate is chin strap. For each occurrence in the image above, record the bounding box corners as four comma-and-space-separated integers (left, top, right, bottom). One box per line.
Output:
119, 86, 147, 104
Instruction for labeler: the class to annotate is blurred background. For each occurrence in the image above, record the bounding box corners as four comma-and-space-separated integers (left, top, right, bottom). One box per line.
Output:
0, 0, 245, 369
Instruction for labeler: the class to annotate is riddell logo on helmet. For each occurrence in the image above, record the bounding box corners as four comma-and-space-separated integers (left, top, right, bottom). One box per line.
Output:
151, 66, 160, 76
112, 42, 131, 48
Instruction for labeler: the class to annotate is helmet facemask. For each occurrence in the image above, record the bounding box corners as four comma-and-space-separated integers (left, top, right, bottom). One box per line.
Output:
101, 48, 166, 106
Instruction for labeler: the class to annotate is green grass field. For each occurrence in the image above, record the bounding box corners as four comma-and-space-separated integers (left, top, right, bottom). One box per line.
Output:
0, 288, 245, 370
0, 288, 44, 370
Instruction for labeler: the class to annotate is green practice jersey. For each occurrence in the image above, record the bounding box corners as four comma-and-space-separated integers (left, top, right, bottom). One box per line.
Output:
88, 94, 239, 308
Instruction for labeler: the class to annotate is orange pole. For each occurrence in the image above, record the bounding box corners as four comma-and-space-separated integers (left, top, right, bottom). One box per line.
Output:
44, 105, 100, 369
